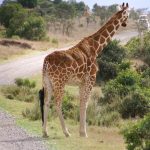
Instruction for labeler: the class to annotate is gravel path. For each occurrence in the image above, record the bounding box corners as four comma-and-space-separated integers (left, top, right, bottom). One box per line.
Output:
0, 29, 138, 85
0, 110, 48, 150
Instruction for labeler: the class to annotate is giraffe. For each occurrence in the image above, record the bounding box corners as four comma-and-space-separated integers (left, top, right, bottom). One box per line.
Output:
39, 3, 129, 138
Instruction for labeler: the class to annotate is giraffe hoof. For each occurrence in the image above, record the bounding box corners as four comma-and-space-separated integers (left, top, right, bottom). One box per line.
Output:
43, 132, 49, 138
64, 132, 71, 137
80, 132, 88, 138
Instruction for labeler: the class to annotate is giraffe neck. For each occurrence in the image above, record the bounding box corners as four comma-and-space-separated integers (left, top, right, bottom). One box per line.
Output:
86, 11, 123, 57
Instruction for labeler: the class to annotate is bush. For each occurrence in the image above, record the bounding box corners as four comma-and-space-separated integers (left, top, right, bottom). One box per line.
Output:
96, 40, 126, 82
126, 32, 150, 66
15, 78, 36, 88
0, 3, 22, 28
116, 70, 141, 86
142, 68, 150, 78
119, 60, 131, 71
100, 69, 150, 119
7, 12, 46, 40
62, 91, 78, 120
1, 78, 37, 102
17, 0, 37, 8
21, 16, 46, 40
122, 114, 150, 150
119, 91, 149, 118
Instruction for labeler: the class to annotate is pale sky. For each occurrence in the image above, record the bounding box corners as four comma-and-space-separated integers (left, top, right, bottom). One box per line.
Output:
77, 0, 150, 9
0, 0, 149, 9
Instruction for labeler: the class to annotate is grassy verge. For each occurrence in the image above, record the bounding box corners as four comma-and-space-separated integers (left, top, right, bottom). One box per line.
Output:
0, 83, 126, 150
0, 74, 126, 150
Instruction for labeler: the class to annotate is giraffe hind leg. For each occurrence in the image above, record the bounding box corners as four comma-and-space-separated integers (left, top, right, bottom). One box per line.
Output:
54, 88, 71, 137
42, 75, 52, 138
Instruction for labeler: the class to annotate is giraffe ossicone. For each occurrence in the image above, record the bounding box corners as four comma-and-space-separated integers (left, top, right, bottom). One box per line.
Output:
39, 2, 129, 138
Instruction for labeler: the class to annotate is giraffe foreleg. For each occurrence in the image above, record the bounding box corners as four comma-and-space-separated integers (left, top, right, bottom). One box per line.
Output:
79, 97, 89, 137
79, 77, 95, 137
79, 88, 91, 137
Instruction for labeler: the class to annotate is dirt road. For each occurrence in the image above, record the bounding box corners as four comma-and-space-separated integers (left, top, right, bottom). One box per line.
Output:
0, 110, 48, 150
0, 29, 138, 85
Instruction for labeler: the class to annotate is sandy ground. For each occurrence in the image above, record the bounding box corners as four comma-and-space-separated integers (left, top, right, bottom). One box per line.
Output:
0, 29, 138, 85
0, 110, 48, 150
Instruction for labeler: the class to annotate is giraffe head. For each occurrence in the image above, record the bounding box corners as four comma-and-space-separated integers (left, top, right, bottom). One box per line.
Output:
117, 3, 129, 27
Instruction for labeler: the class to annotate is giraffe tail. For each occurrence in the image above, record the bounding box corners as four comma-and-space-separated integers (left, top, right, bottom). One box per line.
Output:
39, 88, 44, 125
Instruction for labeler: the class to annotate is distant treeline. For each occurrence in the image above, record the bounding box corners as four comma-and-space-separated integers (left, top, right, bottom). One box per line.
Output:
0, 0, 140, 40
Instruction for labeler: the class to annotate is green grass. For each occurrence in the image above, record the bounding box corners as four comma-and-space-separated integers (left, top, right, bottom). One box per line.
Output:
0, 87, 126, 150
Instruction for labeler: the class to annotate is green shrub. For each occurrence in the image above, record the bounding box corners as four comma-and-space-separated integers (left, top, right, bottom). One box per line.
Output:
119, 60, 131, 71
18, 0, 37, 8
125, 37, 140, 56
116, 70, 141, 86
100, 69, 149, 119
21, 16, 46, 40
96, 40, 126, 82
0, 3, 22, 28
122, 114, 150, 150
7, 12, 46, 40
1, 78, 37, 102
119, 91, 149, 118
142, 68, 150, 78
62, 91, 79, 120
15, 78, 36, 88
126, 32, 150, 66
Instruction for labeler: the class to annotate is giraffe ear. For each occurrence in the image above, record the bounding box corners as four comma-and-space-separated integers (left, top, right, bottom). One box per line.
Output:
122, 2, 125, 8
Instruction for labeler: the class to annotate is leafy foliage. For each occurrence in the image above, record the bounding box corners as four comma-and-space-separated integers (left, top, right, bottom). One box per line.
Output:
122, 114, 150, 150
119, 92, 149, 118
100, 69, 150, 119
0, 3, 22, 28
96, 40, 126, 82
2, 4, 46, 40
126, 32, 150, 66
17, 0, 37, 8
1, 78, 37, 102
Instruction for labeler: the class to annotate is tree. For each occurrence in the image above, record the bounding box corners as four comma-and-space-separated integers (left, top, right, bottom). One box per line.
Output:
0, 3, 22, 28
53, 0, 62, 5
17, 0, 37, 8
92, 4, 117, 24
55, 1, 75, 20
7, 11, 46, 40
